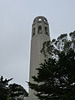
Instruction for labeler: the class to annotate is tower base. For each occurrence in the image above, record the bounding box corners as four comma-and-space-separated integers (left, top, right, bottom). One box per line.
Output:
25, 96, 38, 100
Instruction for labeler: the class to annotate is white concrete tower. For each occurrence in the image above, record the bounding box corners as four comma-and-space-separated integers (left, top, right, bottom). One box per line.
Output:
27, 16, 50, 100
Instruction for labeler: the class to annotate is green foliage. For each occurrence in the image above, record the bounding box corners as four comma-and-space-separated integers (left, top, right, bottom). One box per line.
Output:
69, 31, 75, 40
9, 83, 28, 100
29, 31, 75, 100
0, 76, 28, 100
57, 34, 67, 40
0, 76, 13, 100
29, 49, 75, 100
40, 41, 51, 57
41, 31, 75, 58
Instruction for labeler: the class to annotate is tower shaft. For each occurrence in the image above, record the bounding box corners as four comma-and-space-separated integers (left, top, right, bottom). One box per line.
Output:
27, 16, 50, 100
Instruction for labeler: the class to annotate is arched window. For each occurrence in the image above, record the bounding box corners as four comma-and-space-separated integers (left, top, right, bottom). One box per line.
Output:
32, 27, 35, 37
38, 26, 42, 34
45, 27, 49, 36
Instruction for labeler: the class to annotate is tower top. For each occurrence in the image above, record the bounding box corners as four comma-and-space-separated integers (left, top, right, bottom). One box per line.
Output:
33, 16, 48, 25
32, 16, 49, 37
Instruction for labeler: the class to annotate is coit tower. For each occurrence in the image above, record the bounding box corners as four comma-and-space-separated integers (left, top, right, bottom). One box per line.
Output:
27, 16, 50, 100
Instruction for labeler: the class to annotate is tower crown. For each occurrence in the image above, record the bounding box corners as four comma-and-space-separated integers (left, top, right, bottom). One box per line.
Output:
33, 16, 48, 25
32, 16, 49, 37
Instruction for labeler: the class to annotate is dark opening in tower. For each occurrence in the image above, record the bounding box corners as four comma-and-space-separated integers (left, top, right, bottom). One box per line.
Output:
32, 27, 35, 37
38, 25, 42, 34
45, 27, 49, 36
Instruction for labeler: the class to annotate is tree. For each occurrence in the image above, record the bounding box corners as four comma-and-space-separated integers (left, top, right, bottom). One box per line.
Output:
41, 31, 75, 58
0, 76, 13, 100
29, 49, 75, 100
28, 31, 75, 100
9, 83, 28, 100
0, 76, 28, 100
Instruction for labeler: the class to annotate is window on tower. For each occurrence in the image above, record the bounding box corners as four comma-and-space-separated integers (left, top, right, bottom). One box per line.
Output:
44, 18, 47, 23
32, 27, 35, 37
45, 27, 49, 36
38, 19, 42, 21
38, 26, 42, 34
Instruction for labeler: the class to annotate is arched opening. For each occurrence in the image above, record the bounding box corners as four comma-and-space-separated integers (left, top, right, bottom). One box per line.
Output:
45, 27, 49, 36
32, 27, 35, 37
38, 19, 42, 21
38, 26, 42, 34
44, 18, 47, 23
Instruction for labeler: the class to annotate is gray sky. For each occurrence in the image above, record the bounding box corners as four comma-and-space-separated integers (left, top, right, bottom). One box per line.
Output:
0, 0, 75, 92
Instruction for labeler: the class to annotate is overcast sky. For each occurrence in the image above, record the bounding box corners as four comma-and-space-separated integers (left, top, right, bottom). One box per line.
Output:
0, 0, 75, 92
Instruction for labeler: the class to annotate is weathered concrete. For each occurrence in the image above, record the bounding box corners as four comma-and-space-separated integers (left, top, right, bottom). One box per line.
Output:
26, 16, 50, 100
